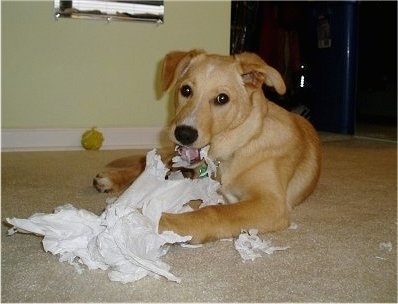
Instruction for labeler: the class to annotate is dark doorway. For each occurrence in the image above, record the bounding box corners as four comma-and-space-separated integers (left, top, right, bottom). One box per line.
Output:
355, 1, 397, 141
230, 1, 397, 139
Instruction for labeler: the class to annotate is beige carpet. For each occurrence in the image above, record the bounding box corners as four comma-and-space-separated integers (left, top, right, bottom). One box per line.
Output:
1, 136, 397, 302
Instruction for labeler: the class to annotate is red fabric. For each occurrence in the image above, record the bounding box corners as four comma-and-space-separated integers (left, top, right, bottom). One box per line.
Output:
257, 3, 301, 81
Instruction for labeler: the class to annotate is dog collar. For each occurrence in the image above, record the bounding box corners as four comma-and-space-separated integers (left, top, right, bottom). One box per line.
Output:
199, 159, 221, 178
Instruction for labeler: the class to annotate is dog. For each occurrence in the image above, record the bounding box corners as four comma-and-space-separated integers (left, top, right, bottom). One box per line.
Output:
94, 50, 321, 244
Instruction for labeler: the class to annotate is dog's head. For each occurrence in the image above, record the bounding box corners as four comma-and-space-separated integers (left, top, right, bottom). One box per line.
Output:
162, 50, 286, 152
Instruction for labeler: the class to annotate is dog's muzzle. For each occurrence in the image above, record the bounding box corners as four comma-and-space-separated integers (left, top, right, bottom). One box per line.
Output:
174, 125, 198, 146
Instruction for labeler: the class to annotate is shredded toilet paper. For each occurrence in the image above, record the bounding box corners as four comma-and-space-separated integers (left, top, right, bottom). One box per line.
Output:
6, 149, 290, 283
234, 229, 290, 261
6, 149, 224, 283
379, 241, 393, 252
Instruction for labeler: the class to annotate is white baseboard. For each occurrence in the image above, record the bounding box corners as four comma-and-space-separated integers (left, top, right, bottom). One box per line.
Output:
1, 127, 170, 152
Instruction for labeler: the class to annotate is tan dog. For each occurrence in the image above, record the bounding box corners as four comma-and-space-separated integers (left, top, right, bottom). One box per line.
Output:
94, 50, 321, 244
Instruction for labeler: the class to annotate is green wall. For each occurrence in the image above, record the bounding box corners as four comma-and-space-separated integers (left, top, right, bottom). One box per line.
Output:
2, 1, 231, 129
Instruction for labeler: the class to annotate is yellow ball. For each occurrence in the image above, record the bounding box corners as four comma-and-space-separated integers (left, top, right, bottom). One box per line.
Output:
81, 127, 104, 150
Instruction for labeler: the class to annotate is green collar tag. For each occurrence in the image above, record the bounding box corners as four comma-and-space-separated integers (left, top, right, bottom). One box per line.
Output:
199, 164, 208, 178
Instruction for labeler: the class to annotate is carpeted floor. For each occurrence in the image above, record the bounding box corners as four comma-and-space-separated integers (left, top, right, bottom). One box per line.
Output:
1, 136, 397, 302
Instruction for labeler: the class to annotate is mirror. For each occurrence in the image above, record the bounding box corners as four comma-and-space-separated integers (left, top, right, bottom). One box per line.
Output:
54, 0, 164, 24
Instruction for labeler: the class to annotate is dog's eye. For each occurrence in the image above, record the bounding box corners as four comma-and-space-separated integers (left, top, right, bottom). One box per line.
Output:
180, 85, 192, 98
214, 93, 230, 105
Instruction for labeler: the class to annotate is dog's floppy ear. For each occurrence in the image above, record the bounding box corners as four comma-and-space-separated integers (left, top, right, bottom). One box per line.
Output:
235, 52, 286, 95
162, 49, 204, 91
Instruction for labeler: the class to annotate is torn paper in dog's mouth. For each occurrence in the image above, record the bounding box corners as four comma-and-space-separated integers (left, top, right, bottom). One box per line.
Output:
6, 148, 290, 284
175, 145, 202, 165
172, 145, 219, 178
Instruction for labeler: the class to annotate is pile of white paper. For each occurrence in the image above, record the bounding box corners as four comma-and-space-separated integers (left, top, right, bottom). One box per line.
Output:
6, 149, 290, 283
6, 149, 224, 283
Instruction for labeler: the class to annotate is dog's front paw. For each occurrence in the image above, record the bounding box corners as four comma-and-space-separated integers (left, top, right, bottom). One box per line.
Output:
93, 173, 115, 193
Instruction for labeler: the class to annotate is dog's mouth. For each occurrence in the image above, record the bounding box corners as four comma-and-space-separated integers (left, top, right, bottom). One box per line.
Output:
175, 145, 202, 166
173, 145, 218, 177
172, 145, 211, 169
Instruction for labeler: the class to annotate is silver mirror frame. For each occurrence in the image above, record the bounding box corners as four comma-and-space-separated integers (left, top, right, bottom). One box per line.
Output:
54, 0, 164, 24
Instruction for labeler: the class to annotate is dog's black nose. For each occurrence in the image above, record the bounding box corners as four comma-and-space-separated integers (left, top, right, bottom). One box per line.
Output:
174, 125, 198, 146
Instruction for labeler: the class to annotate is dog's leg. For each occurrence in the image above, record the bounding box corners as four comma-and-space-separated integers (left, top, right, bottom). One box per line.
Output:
93, 147, 177, 193
93, 166, 144, 193
159, 196, 289, 244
